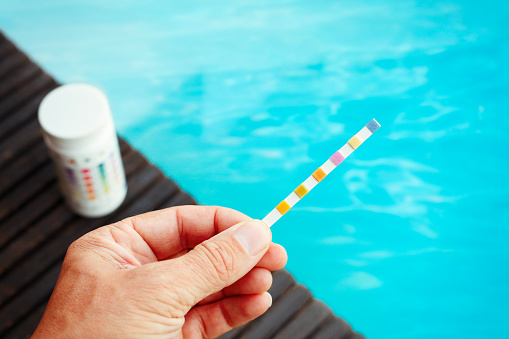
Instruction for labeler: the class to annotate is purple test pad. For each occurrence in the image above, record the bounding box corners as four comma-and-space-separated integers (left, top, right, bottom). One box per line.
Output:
330, 151, 345, 165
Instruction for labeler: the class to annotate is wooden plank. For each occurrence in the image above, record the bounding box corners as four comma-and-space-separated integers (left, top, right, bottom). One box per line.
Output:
157, 190, 197, 210
118, 137, 131, 153
123, 146, 149, 175
0, 88, 54, 140
3, 302, 45, 339
0, 71, 56, 121
0, 185, 61, 250
0, 62, 41, 100
238, 284, 312, 339
0, 39, 16, 59
119, 176, 180, 218
0, 260, 62, 335
0, 162, 55, 222
311, 316, 355, 339
272, 300, 333, 339
0, 51, 30, 79
219, 268, 297, 339
267, 269, 296, 301
0, 142, 49, 196
0, 119, 42, 169
0, 203, 75, 278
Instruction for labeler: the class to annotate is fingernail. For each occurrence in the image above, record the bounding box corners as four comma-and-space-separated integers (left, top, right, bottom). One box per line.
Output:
265, 292, 273, 307
234, 220, 270, 256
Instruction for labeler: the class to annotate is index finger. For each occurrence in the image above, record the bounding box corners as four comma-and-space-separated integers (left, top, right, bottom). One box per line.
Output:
126, 205, 251, 260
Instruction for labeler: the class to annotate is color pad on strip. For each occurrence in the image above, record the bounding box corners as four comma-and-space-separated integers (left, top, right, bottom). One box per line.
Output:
312, 168, 327, 182
330, 151, 345, 165
294, 184, 309, 198
366, 119, 381, 133
348, 136, 362, 150
276, 200, 291, 215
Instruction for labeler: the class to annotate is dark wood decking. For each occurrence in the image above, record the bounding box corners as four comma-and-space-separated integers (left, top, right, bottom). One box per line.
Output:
0, 31, 365, 339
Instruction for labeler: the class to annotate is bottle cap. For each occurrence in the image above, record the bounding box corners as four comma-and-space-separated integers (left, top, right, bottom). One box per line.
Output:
38, 84, 114, 150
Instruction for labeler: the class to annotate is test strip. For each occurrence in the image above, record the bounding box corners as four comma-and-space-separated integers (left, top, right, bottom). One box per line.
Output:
262, 119, 380, 227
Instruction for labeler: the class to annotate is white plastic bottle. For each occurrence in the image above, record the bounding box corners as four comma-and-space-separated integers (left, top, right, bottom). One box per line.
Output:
38, 84, 127, 218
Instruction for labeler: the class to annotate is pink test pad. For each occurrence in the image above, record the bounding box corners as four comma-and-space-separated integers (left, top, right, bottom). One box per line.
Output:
329, 151, 345, 165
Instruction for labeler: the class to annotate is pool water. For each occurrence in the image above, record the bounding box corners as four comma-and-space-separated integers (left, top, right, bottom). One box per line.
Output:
2, 1, 508, 337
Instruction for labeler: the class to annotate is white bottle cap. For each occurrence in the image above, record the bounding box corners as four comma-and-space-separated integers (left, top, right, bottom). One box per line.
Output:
38, 84, 114, 150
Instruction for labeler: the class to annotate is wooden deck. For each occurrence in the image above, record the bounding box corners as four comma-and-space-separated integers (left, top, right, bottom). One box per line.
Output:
0, 31, 366, 339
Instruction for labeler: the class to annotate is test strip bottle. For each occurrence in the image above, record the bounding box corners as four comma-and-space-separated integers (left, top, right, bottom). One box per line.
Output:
38, 84, 127, 218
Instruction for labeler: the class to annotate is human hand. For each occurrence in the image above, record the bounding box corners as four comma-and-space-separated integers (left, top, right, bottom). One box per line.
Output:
32, 206, 287, 338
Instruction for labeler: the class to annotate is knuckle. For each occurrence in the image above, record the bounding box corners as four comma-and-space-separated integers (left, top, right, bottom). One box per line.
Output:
67, 236, 95, 256
66, 239, 80, 254
196, 240, 237, 285
64, 231, 108, 268
66, 237, 90, 256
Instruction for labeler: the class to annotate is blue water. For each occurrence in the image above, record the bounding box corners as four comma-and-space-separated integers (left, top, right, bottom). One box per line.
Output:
2, 1, 508, 337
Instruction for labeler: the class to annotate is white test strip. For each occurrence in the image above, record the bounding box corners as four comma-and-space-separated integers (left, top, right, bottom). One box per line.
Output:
261, 119, 381, 227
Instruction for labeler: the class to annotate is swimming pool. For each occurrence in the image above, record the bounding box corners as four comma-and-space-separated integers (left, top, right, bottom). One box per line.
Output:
2, 0, 508, 337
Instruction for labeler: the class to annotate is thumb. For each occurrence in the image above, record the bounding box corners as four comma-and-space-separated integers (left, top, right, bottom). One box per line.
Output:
167, 219, 271, 309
